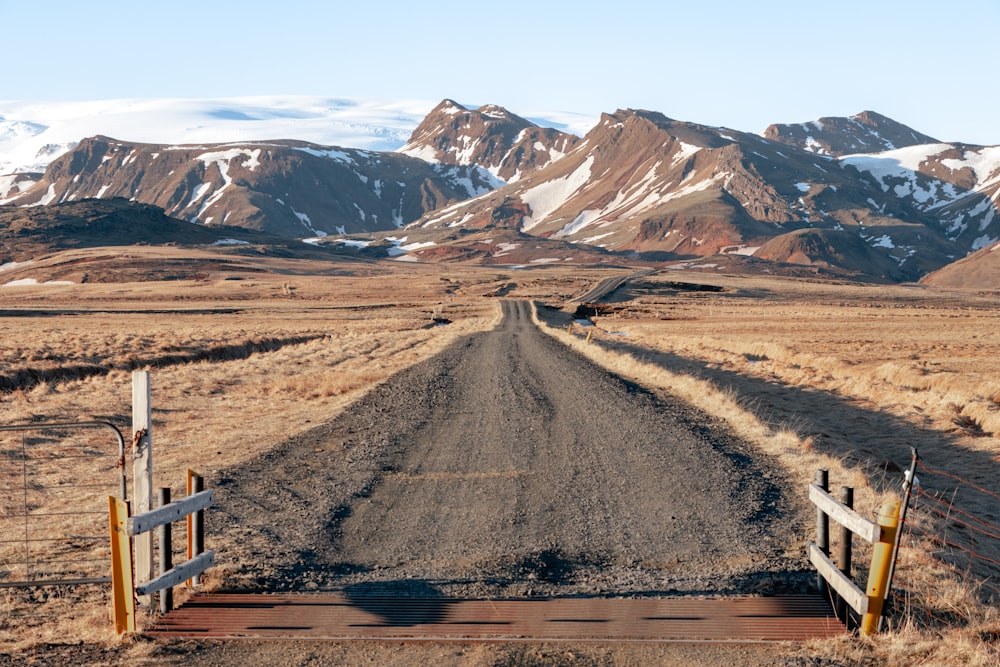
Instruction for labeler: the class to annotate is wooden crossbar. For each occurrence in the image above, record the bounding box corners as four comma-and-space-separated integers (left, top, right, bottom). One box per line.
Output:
809, 484, 880, 544
135, 551, 215, 596
127, 489, 214, 536
808, 542, 868, 615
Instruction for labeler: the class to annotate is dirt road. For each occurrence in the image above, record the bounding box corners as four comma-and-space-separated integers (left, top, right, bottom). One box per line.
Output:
213, 300, 802, 600
13, 300, 814, 666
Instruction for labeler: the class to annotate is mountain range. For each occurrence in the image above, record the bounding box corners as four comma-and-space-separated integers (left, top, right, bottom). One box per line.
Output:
2, 97, 998, 285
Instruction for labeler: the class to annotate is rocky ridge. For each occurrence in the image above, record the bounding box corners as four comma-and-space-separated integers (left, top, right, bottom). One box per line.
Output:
399, 99, 579, 183
2, 135, 500, 238
2, 101, 999, 283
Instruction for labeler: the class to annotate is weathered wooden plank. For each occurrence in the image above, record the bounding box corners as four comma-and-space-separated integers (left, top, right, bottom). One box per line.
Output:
132, 371, 154, 603
808, 542, 868, 615
128, 490, 214, 536
136, 551, 215, 597
809, 483, 880, 544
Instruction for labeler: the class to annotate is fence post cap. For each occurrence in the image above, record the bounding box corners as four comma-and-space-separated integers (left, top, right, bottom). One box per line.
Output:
877, 499, 902, 526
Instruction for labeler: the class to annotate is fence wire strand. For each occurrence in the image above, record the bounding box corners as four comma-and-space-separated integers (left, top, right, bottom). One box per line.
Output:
901, 459, 1000, 606
0, 423, 126, 587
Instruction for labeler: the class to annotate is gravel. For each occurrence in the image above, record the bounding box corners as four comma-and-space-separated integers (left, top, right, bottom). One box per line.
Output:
210, 300, 808, 599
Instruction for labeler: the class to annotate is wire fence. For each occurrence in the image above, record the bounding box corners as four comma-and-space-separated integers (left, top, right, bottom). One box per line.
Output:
891, 457, 1000, 628
0, 422, 126, 587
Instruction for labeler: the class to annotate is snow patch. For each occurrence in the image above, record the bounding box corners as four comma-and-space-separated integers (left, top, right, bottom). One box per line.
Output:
720, 245, 760, 256
520, 155, 595, 231
334, 239, 373, 249
3, 278, 75, 287
581, 232, 615, 245
292, 208, 326, 237
872, 235, 895, 249
671, 141, 702, 167
972, 234, 998, 251
295, 146, 357, 164
385, 236, 436, 257
198, 147, 262, 172
0, 260, 33, 272
493, 242, 521, 257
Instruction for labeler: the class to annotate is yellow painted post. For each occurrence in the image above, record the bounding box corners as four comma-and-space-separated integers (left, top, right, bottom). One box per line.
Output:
586, 329, 594, 343
860, 499, 901, 635
108, 496, 135, 635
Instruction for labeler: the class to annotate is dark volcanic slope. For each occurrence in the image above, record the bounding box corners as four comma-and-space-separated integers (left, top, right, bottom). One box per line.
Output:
214, 301, 799, 599
763, 110, 939, 156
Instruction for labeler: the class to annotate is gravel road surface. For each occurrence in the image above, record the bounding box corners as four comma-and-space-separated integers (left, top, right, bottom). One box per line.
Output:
212, 300, 803, 600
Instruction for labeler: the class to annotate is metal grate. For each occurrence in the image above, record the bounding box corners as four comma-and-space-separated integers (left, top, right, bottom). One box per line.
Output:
148, 593, 847, 642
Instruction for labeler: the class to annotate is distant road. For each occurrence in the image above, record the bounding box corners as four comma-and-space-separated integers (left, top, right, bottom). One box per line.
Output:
570, 270, 652, 304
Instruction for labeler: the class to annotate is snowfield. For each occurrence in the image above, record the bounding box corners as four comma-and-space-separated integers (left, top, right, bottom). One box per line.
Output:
0, 97, 599, 176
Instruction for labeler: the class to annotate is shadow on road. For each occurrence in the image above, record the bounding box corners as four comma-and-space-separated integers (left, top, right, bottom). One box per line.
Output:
344, 580, 456, 627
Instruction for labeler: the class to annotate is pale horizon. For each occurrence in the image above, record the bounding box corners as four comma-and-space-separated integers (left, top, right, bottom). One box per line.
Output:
0, 0, 997, 146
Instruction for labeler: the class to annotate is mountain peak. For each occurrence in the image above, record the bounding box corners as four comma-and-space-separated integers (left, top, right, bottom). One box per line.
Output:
851, 110, 891, 126
399, 100, 579, 182
434, 99, 468, 114
763, 111, 940, 156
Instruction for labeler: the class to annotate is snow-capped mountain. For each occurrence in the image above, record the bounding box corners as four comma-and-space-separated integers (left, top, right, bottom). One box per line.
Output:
840, 143, 1000, 252
4, 135, 499, 237
3, 96, 999, 283
411, 108, 1000, 281
399, 99, 579, 183
0, 96, 597, 177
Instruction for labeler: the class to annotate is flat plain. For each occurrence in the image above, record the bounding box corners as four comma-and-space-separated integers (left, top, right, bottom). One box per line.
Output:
1, 258, 998, 666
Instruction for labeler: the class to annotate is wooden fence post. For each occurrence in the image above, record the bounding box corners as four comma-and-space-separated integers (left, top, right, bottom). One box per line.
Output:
836, 486, 854, 623
815, 469, 829, 597
187, 470, 205, 587
132, 371, 154, 607
158, 487, 173, 614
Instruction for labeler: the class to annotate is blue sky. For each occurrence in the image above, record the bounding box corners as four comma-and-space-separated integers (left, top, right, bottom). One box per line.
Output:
2, 0, 997, 144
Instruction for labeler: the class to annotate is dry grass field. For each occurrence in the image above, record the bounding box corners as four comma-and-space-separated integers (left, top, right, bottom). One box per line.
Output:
537, 273, 1000, 665
1, 258, 998, 665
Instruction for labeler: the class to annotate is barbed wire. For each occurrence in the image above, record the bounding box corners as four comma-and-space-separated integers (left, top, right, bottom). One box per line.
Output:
916, 459, 1000, 502
901, 459, 1000, 605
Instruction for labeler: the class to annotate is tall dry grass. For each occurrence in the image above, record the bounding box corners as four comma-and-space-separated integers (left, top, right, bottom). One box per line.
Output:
533, 273, 1000, 665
